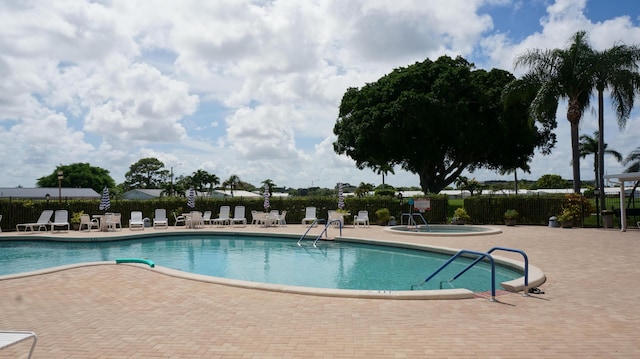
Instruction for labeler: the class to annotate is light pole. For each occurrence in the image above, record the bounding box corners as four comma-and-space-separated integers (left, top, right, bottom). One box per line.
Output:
57, 171, 63, 203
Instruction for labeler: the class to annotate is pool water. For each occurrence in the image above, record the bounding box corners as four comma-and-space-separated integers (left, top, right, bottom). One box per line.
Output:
0, 235, 521, 292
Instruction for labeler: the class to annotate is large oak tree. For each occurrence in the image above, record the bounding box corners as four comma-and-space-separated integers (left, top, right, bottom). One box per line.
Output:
333, 55, 555, 193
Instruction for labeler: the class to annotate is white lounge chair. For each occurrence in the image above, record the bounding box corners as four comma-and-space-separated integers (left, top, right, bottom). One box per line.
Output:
212, 206, 231, 226
50, 210, 70, 232
129, 211, 144, 230
202, 210, 213, 226
302, 207, 317, 225
16, 210, 53, 233
354, 210, 370, 227
230, 206, 247, 226
0, 330, 38, 359
153, 209, 168, 229
78, 214, 99, 231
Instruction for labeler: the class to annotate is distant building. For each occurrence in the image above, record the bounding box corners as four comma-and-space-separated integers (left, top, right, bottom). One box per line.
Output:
0, 187, 100, 200
121, 189, 165, 200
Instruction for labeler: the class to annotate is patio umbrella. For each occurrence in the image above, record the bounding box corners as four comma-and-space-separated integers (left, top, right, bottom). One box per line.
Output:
337, 182, 345, 209
99, 186, 110, 211
187, 187, 196, 209
263, 184, 270, 211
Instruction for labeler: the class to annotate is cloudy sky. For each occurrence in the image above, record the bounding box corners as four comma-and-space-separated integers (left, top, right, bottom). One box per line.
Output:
1, 0, 639, 190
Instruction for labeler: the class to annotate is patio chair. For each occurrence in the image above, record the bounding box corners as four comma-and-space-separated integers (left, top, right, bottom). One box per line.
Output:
354, 210, 369, 227
173, 212, 186, 227
212, 206, 231, 226
328, 210, 343, 228
129, 211, 144, 230
230, 206, 247, 226
188, 211, 205, 229
78, 214, 99, 231
202, 210, 213, 226
153, 209, 169, 229
302, 207, 317, 225
50, 210, 70, 232
276, 210, 287, 226
16, 209, 53, 233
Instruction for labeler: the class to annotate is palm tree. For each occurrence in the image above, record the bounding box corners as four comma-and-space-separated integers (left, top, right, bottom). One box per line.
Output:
515, 31, 596, 193
223, 174, 240, 197
374, 164, 394, 186
261, 179, 275, 195
591, 40, 640, 212
579, 131, 622, 192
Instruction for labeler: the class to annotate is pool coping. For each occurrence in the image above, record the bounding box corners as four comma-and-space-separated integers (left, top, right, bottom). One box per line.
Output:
385, 225, 503, 236
0, 230, 545, 300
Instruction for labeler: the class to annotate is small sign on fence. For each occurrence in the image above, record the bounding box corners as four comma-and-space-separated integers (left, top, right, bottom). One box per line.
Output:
414, 198, 431, 212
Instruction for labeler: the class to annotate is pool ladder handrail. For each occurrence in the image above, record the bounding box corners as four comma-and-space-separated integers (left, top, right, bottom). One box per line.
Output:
312, 219, 342, 247
452, 246, 530, 296
401, 212, 430, 231
412, 249, 497, 301
297, 219, 342, 247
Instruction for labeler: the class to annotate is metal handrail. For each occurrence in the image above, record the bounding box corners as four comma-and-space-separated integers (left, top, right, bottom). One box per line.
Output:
312, 219, 342, 247
412, 249, 496, 301
297, 219, 319, 246
452, 247, 529, 296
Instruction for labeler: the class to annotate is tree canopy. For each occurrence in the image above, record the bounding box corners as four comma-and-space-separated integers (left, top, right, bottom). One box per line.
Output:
37, 163, 115, 193
333, 55, 555, 193
123, 157, 166, 190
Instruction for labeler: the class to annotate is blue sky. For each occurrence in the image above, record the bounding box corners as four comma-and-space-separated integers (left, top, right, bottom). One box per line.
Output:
0, 0, 639, 190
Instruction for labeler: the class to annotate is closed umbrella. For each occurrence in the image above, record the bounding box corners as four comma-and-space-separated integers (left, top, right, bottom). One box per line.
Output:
337, 182, 345, 209
99, 186, 110, 211
187, 188, 196, 209
263, 184, 270, 211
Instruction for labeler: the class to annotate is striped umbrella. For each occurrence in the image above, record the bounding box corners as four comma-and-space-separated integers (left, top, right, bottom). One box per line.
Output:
337, 182, 345, 209
99, 186, 110, 211
263, 184, 270, 211
187, 187, 196, 209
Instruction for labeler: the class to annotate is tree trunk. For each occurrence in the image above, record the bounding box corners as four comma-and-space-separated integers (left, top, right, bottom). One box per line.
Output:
597, 89, 606, 216
568, 98, 582, 194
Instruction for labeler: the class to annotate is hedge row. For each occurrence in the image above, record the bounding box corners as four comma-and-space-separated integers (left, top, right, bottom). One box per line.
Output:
0, 194, 584, 231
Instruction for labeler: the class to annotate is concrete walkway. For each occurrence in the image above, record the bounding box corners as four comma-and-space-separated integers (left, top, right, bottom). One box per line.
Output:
1, 224, 639, 358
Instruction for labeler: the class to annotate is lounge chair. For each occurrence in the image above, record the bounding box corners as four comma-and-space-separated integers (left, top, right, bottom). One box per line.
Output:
153, 209, 169, 229
173, 212, 186, 227
354, 210, 370, 227
16, 210, 53, 233
202, 210, 213, 226
230, 206, 247, 226
129, 211, 144, 230
50, 210, 70, 232
301, 207, 317, 225
78, 214, 99, 231
212, 206, 231, 226
0, 330, 38, 359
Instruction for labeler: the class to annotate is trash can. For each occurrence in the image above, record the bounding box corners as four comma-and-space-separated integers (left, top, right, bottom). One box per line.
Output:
601, 211, 614, 229
143, 217, 151, 227
548, 216, 559, 228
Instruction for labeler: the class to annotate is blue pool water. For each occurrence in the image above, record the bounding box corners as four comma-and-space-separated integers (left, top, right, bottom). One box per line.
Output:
0, 235, 521, 292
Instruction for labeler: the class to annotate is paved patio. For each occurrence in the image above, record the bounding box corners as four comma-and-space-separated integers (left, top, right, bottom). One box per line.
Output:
1, 224, 639, 358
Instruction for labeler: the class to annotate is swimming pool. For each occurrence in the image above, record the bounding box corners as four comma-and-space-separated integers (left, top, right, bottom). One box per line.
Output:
0, 234, 526, 295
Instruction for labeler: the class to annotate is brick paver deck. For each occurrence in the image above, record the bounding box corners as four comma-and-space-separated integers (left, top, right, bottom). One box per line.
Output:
1, 224, 639, 358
